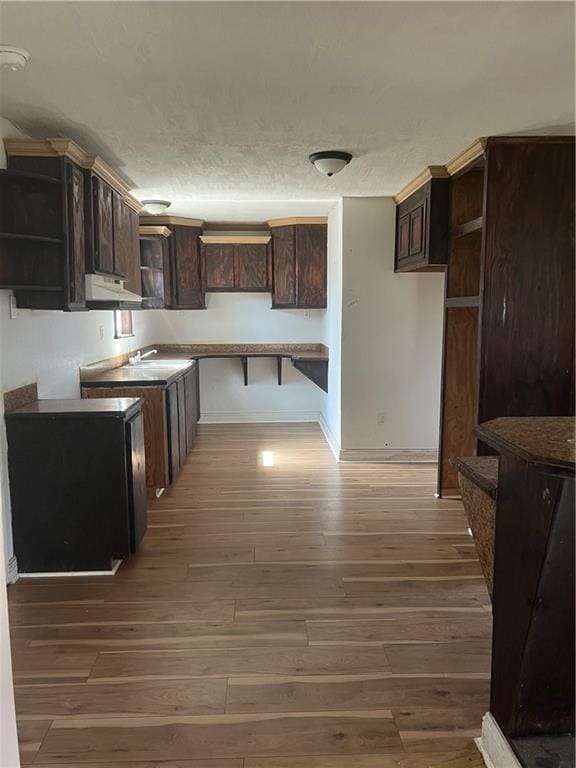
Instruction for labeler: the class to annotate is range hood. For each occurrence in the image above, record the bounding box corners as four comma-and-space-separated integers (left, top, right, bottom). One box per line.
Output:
85, 274, 142, 306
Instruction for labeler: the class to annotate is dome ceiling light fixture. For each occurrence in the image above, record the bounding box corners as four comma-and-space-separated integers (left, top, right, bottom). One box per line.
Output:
141, 199, 172, 215
309, 150, 353, 177
0, 45, 30, 71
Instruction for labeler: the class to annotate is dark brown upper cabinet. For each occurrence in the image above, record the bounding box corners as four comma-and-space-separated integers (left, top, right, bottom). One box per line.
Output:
202, 242, 270, 292
0, 156, 86, 311
139, 226, 171, 309
270, 221, 327, 308
394, 175, 450, 272
166, 224, 205, 309
3, 138, 143, 310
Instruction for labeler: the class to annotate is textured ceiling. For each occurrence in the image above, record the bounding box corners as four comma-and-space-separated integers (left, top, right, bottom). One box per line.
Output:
1, 1, 574, 220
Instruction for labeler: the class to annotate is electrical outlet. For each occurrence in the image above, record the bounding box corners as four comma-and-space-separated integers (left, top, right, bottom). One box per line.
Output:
303, 310, 310, 319
9, 295, 18, 319
376, 412, 386, 424
99, 325, 104, 341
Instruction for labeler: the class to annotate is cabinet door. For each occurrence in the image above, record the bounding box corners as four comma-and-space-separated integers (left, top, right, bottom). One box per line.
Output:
235, 244, 269, 290
203, 243, 235, 290
171, 225, 205, 308
409, 203, 426, 258
396, 213, 410, 264
126, 412, 147, 553
177, 377, 187, 466
112, 192, 127, 277
166, 382, 180, 483
119, 206, 142, 295
271, 225, 296, 307
92, 176, 115, 275
65, 162, 86, 308
296, 224, 327, 308
184, 365, 199, 451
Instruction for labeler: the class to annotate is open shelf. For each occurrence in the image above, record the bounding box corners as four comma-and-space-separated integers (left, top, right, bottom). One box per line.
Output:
0, 232, 63, 245
140, 265, 163, 272
0, 168, 60, 185
451, 217, 483, 239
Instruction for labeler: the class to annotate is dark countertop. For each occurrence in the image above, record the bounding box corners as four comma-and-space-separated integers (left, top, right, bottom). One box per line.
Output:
80, 344, 328, 388
477, 417, 575, 477
6, 398, 144, 419
451, 455, 499, 498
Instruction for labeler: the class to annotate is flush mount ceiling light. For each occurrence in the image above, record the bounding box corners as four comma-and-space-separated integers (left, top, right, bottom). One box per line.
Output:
0, 45, 30, 71
141, 199, 171, 215
309, 150, 352, 177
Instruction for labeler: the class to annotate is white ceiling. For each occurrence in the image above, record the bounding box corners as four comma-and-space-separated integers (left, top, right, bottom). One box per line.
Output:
1, 1, 574, 220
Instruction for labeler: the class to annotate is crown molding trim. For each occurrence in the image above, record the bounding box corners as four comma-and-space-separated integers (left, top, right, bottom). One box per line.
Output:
139, 225, 172, 238
267, 217, 328, 228
4, 138, 142, 212
394, 165, 450, 204
139, 215, 205, 228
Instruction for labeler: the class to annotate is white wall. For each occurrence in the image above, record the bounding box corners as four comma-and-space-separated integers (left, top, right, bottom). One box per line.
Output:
339, 197, 444, 457
320, 201, 343, 454
147, 295, 325, 422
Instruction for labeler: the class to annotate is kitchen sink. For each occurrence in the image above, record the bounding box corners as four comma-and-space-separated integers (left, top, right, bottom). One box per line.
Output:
124, 359, 191, 369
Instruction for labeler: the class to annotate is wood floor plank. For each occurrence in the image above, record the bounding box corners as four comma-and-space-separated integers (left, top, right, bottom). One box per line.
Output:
10, 600, 235, 627
90, 646, 392, 681
37, 711, 401, 762
226, 675, 490, 713
33, 762, 243, 768
385, 640, 492, 674
306, 612, 491, 645
17, 620, 307, 650
15, 678, 226, 719
17, 719, 52, 765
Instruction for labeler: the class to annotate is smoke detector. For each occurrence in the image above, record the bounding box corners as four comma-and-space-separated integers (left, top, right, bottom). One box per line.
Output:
0, 46, 30, 72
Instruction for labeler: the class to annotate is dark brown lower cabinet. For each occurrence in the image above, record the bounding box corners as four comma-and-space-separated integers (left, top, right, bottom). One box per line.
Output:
5, 398, 147, 573
167, 362, 200, 482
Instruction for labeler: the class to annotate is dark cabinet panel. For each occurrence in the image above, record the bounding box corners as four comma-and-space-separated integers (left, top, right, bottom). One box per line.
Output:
394, 178, 450, 272
112, 191, 127, 277
397, 214, 410, 263
177, 377, 187, 468
271, 223, 326, 308
477, 137, 575, 424
235, 244, 269, 290
65, 161, 86, 308
271, 225, 296, 306
126, 412, 147, 553
124, 207, 142, 295
166, 382, 180, 483
296, 224, 327, 308
184, 364, 200, 452
166, 225, 205, 309
92, 175, 115, 275
204, 243, 235, 289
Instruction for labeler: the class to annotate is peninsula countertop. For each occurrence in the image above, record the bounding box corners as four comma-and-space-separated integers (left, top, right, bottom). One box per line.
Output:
476, 416, 575, 477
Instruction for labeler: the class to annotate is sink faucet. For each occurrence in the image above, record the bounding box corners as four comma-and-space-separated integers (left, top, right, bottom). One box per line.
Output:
129, 349, 158, 365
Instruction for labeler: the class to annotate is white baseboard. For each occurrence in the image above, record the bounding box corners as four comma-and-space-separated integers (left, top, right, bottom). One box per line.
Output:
6, 555, 18, 584
339, 447, 438, 463
476, 712, 522, 768
199, 411, 321, 424
18, 560, 123, 579
318, 413, 341, 461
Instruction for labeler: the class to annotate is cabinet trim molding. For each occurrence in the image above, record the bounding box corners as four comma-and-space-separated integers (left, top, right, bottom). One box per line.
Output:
139, 215, 205, 227
267, 216, 328, 228
200, 232, 271, 244
4, 138, 142, 213
139, 225, 172, 238
394, 138, 488, 204
394, 165, 450, 204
